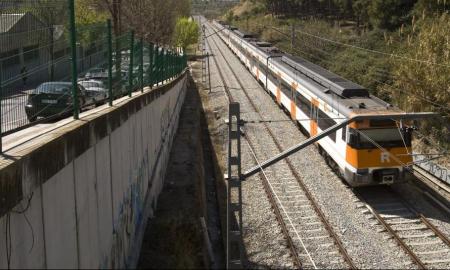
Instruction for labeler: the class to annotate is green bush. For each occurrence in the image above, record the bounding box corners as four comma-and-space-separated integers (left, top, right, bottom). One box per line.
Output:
174, 17, 200, 49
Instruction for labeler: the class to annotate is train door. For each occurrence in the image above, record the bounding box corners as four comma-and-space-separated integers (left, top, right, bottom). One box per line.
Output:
276, 73, 281, 105
290, 82, 297, 120
310, 98, 319, 136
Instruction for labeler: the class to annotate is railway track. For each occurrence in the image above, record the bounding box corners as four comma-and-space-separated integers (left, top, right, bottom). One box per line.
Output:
204, 21, 356, 269
356, 186, 450, 269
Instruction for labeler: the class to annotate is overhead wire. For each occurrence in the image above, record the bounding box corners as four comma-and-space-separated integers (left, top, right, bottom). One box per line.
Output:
236, 20, 448, 162
250, 22, 450, 113
289, 25, 450, 69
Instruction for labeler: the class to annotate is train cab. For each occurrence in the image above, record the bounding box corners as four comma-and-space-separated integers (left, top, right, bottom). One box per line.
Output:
343, 118, 414, 186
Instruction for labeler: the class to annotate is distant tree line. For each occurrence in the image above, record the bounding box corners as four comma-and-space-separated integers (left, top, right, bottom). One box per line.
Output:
262, 0, 450, 30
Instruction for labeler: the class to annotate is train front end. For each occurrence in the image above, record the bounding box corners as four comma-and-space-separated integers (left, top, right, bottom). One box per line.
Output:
343, 118, 414, 186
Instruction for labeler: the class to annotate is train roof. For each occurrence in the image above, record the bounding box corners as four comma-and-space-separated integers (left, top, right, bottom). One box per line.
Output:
282, 55, 369, 99
272, 56, 397, 116
234, 30, 255, 39
214, 20, 399, 116
253, 41, 272, 47
251, 41, 283, 55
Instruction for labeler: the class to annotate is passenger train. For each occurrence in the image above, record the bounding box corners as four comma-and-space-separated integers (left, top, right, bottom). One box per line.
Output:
210, 20, 415, 187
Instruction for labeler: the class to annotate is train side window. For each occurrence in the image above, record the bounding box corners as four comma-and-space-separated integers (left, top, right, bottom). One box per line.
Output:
348, 128, 359, 147
342, 126, 347, 142
318, 109, 337, 142
296, 93, 312, 117
281, 80, 292, 98
267, 70, 278, 86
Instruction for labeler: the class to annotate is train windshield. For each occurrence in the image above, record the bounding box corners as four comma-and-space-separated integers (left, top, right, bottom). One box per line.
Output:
349, 128, 411, 149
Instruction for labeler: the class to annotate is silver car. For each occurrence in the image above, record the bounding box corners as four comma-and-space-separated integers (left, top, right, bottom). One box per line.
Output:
78, 80, 108, 105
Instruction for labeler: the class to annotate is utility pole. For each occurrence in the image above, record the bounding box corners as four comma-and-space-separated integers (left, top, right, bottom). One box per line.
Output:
207, 51, 211, 93
226, 102, 244, 269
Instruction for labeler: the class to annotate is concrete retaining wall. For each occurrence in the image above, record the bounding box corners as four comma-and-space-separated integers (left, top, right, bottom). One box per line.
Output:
0, 72, 188, 269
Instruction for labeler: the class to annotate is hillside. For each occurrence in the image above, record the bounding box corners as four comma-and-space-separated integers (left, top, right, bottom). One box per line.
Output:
221, 0, 450, 165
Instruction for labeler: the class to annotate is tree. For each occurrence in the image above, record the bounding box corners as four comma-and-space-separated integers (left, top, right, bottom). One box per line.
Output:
225, 10, 235, 24
367, 0, 416, 30
87, 0, 191, 77
352, 0, 369, 30
173, 17, 199, 49
386, 13, 450, 144
75, 0, 109, 46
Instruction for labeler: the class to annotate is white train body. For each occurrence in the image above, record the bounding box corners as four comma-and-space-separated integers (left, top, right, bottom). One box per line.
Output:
210, 20, 414, 187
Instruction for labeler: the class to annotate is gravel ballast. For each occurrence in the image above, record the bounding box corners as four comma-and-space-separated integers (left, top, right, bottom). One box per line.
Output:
197, 20, 450, 269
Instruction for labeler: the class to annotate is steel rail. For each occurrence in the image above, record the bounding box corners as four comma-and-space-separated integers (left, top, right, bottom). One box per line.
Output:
206, 21, 356, 269
420, 215, 450, 247
363, 203, 426, 269
392, 190, 450, 252
358, 187, 450, 269
204, 24, 303, 269
209, 19, 448, 269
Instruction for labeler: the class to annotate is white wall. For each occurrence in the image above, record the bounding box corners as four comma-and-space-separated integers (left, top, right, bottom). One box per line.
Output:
0, 74, 187, 269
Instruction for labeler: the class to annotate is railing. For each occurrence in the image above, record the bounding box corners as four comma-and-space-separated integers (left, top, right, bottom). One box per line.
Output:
0, 0, 187, 151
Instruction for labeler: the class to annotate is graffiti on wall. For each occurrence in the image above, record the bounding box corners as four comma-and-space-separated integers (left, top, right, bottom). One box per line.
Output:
414, 154, 450, 185
107, 148, 149, 268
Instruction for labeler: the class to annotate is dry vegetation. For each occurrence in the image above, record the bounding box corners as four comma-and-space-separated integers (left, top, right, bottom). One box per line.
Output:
223, 0, 449, 167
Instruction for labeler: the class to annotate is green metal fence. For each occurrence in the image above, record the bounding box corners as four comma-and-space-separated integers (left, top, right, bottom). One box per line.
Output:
0, 0, 187, 149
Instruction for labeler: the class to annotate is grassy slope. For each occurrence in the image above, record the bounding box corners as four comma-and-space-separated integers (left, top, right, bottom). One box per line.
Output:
220, 0, 449, 166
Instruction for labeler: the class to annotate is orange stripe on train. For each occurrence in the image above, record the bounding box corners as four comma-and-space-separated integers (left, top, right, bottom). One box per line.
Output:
276, 87, 281, 104
345, 146, 412, 168
310, 98, 319, 136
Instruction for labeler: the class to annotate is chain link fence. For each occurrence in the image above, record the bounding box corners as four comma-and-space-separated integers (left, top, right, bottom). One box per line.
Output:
0, 0, 188, 146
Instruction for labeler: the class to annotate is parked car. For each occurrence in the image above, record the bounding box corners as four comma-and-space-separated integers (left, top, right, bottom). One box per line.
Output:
78, 80, 108, 105
25, 82, 88, 122
84, 67, 108, 81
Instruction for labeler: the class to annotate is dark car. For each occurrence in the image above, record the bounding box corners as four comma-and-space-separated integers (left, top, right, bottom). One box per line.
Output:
25, 82, 88, 122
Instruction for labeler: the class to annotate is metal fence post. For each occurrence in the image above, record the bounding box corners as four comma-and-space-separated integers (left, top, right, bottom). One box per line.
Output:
0, 72, 2, 153
170, 50, 174, 79
162, 48, 166, 83
169, 50, 172, 79
140, 38, 144, 92
128, 30, 135, 97
158, 47, 162, 85
178, 49, 180, 73
148, 44, 153, 88
169, 49, 172, 80
160, 48, 162, 83
226, 102, 244, 269
167, 49, 170, 80
107, 19, 113, 106
68, 0, 79, 119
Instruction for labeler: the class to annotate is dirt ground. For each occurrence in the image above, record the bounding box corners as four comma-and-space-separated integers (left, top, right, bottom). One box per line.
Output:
137, 65, 225, 269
